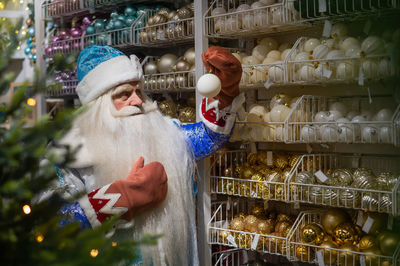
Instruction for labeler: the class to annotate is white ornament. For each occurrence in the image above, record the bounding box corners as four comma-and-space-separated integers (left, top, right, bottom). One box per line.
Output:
314, 64, 331, 80
254, 9, 271, 27
252, 44, 271, 62
289, 97, 300, 108
320, 125, 339, 142
263, 112, 271, 122
338, 126, 354, 143
336, 62, 355, 79
300, 125, 318, 142
362, 126, 378, 143
224, 17, 241, 32
251, 1, 265, 8
326, 50, 345, 60
362, 60, 378, 79
259, 0, 276, 5
236, 4, 251, 12
346, 111, 359, 120
250, 66, 267, 84
327, 110, 343, 121
360, 109, 374, 121
312, 44, 330, 59
314, 111, 330, 122
322, 38, 337, 49
345, 46, 362, 58
268, 65, 284, 82
274, 125, 286, 141
259, 37, 278, 51
196, 73, 221, 98
340, 37, 360, 51
183, 47, 195, 65
337, 117, 350, 127
379, 126, 392, 143
214, 18, 225, 33
281, 49, 291, 60
378, 58, 392, 77
298, 64, 315, 81
242, 55, 261, 65
144, 61, 158, 75
304, 38, 321, 53
361, 36, 385, 55
270, 104, 291, 122
295, 51, 311, 61
262, 57, 278, 71
242, 13, 254, 30
375, 108, 393, 121
331, 23, 348, 39
271, 7, 284, 24
279, 42, 291, 52
267, 50, 281, 61
352, 115, 367, 123
329, 102, 347, 116
211, 7, 226, 16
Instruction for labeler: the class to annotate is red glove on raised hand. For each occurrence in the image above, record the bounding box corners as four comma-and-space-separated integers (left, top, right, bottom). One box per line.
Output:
201, 46, 242, 109
79, 157, 168, 227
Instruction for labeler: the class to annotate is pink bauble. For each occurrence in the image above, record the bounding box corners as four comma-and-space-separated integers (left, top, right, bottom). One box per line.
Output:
50, 36, 60, 43
72, 41, 81, 49
70, 27, 82, 38
45, 46, 52, 56
82, 16, 91, 26
63, 43, 71, 52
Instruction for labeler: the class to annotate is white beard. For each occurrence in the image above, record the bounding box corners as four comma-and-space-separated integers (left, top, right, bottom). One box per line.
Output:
67, 91, 198, 266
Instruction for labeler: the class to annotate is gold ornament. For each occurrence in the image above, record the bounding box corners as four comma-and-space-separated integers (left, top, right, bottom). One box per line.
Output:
319, 239, 338, 264
361, 212, 388, 235
359, 235, 377, 250
274, 185, 284, 201
257, 152, 268, 165
218, 230, 231, 243
251, 205, 265, 219
234, 232, 251, 248
247, 153, 258, 166
178, 107, 196, 123
256, 219, 274, 234
256, 182, 271, 199
251, 172, 264, 182
242, 166, 255, 179
158, 100, 177, 117
301, 223, 325, 245
338, 243, 360, 266
234, 212, 246, 220
238, 183, 250, 197
289, 154, 300, 168
273, 153, 288, 169
295, 244, 314, 262
333, 222, 357, 246
230, 217, 245, 231
264, 232, 281, 252
275, 221, 292, 234
244, 215, 259, 232
295, 171, 315, 184
223, 167, 233, 177
378, 231, 400, 256
281, 168, 292, 181
364, 247, 382, 265
332, 168, 354, 186
277, 213, 292, 223
233, 165, 243, 178
321, 208, 351, 235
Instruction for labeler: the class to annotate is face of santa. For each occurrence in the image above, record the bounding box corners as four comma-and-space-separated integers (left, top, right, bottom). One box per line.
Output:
112, 81, 143, 112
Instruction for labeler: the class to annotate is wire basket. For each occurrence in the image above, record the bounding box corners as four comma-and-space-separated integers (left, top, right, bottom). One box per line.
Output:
212, 248, 243, 266
45, 36, 82, 57
287, 153, 400, 215
42, 0, 91, 19
287, 211, 400, 265
47, 79, 78, 97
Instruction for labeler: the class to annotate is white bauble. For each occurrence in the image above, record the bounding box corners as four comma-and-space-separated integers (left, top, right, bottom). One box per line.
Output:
274, 125, 286, 141
345, 46, 362, 58
312, 44, 330, 59
262, 57, 278, 71
326, 50, 345, 60
362, 60, 379, 79
224, 17, 241, 32
183, 47, 195, 65
314, 111, 330, 122
211, 7, 226, 16
361, 109, 374, 121
338, 126, 354, 143
304, 38, 321, 52
259, 0, 276, 5
259, 37, 278, 51
331, 23, 348, 39
329, 102, 347, 116
322, 38, 337, 49
270, 104, 291, 122
300, 125, 318, 142
158, 53, 178, 73
214, 18, 225, 33
298, 64, 315, 81
314, 64, 331, 80
242, 55, 261, 65
242, 13, 254, 30
337, 117, 350, 127
267, 50, 281, 61
346, 111, 359, 120
352, 115, 367, 123
250, 66, 267, 84
241, 68, 252, 84
362, 126, 378, 143
281, 48, 291, 60
320, 125, 339, 142
295, 51, 311, 61
378, 58, 392, 77
264, 112, 271, 122
279, 42, 291, 52
271, 7, 284, 24
327, 110, 343, 121
254, 9, 271, 27
252, 44, 271, 61
269, 93, 291, 109
289, 97, 300, 108
236, 4, 251, 12
379, 126, 392, 143
196, 73, 221, 98
246, 109, 265, 123
249, 126, 266, 142
251, 1, 265, 8
268, 65, 284, 82
231, 52, 242, 63
375, 108, 393, 121
340, 37, 360, 51
361, 36, 385, 55
336, 62, 355, 79
144, 61, 158, 74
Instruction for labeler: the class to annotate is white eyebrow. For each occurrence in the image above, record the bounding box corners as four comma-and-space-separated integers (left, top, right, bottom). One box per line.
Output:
112, 84, 134, 97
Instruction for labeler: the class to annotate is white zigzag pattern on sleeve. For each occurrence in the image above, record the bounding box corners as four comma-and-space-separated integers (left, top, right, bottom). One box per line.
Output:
92, 184, 128, 216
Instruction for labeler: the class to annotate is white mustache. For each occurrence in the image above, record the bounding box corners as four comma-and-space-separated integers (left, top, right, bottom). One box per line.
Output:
110, 101, 158, 117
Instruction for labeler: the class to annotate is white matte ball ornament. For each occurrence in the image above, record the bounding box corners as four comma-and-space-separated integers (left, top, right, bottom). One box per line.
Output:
329, 102, 347, 116
242, 13, 254, 30
340, 37, 360, 51
267, 50, 281, 61
322, 38, 337, 49
295, 52, 311, 61
315, 111, 330, 122
352, 115, 367, 123
327, 110, 343, 121
262, 57, 278, 71
298, 64, 315, 81
361, 36, 385, 55
346, 111, 359, 120
362, 60, 379, 79
320, 125, 339, 142
375, 109, 393, 121
345, 46, 362, 58
144, 61, 158, 75
259, 0, 276, 5
251, 1, 265, 8
336, 62, 354, 79
236, 4, 251, 12
378, 58, 392, 77
281, 49, 291, 60
379, 126, 392, 143
300, 125, 318, 142
196, 73, 221, 98
304, 38, 321, 53
183, 47, 195, 65
270, 104, 291, 122
331, 23, 348, 39
252, 44, 271, 62
158, 53, 178, 73
338, 126, 354, 143
312, 44, 330, 59
326, 50, 345, 60
362, 126, 378, 143
279, 42, 291, 52
211, 7, 226, 16
268, 65, 284, 82
242, 55, 261, 65
260, 37, 278, 51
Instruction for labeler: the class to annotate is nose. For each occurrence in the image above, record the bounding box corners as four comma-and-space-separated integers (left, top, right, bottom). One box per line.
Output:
127, 91, 142, 107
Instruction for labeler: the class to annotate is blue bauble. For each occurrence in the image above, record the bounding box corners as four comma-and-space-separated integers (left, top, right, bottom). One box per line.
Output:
27, 27, 35, 36
87, 39, 96, 46
24, 46, 31, 55
110, 11, 119, 19
28, 53, 33, 59
126, 16, 137, 25
32, 54, 37, 61
124, 6, 136, 16
27, 38, 32, 45
113, 19, 124, 29
94, 19, 106, 32
122, 29, 130, 40
117, 14, 126, 22
105, 21, 114, 31
85, 25, 95, 35
97, 33, 108, 45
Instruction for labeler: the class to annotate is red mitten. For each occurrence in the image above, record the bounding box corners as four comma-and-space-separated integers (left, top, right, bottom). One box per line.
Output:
201, 46, 242, 109
79, 157, 168, 227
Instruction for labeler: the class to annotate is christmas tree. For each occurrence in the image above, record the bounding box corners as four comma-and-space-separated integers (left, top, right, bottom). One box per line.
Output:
0, 10, 156, 266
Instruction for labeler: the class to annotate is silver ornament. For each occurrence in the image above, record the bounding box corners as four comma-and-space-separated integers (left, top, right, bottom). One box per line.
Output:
177, 7, 193, 19
152, 14, 167, 25
310, 186, 338, 204
166, 76, 175, 88
147, 17, 154, 26
157, 76, 166, 89
377, 172, 396, 191
147, 77, 157, 90
174, 59, 191, 72
174, 24, 185, 37
267, 172, 282, 183
184, 47, 195, 65
333, 169, 354, 187
353, 168, 374, 179
157, 54, 178, 73
144, 61, 158, 75
379, 195, 393, 210
157, 8, 170, 17
139, 31, 149, 43
167, 10, 177, 21
361, 194, 379, 211
175, 75, 188, 88
339, 189, 360, 207
295, 171, 315, 184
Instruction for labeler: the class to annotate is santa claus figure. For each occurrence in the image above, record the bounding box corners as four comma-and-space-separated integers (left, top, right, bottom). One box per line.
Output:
54, 45, 243, 266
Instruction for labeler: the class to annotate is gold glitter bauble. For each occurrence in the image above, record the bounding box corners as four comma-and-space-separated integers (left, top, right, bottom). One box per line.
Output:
218, 230, 231, 243
230, 217, 245, 231
378, 231, 400, 256
225, 180, 239, 195
277, 213, 292, 223
319, 239, 338, 264
295, 244, 314, 262
275, 221, 292, 234
251, 172, 264, 181
251, 205, 265, 218
359, 235, 378, 250
256, 219, 274, 234
223, 167, 233, 177
247, 153, 258, 166
158, 100, 177, 117
242, 166, 255, 179
301, 223, 325, 245
338, 243, 359, 266
235, 232, 251, 248
333, 222, 357, 246
256, 182, 271, 199
281, 168, 292, 181
256, 152, 268, 165
234, 212, 246, 219
273, 153, 288, 169
264, 232, 281, 252
288, 154, 300, 167
178, 106, 196, 123
244, 215, 259, 232
275, 185, 284, 200
238, 183, 250, 197
234, 165, 243, 178
321, 208, 351, 235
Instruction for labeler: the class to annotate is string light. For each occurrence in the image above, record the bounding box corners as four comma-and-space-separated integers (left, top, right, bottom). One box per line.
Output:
27, 98, 36, 106
15, 30, 19, 34
0, 2, 5, 10
36, 234, 44, 243
17, 46, 20, 50
90, 249, 99, 258
22, 204, 31, 214
112, 242, 117, 247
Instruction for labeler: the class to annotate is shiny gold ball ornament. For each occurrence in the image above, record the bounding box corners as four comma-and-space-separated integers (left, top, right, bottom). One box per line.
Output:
238, 183, 250, 197
234, 212, 246, 220
295, 244, 314, 262
277, 213, 292, 223
247, 152, 258, 166
338, 243, 360, 266
218, 230, 231, 243
265, 232, 281, 252
281, 168, 292, 181
378, 231, 400, 256
178, 107, 196, 123
233, 165, 243, 178
319, 239, 338, 264
364, 247, 382, 265
244, 215, 259, 232
256, 152, 268, 165
359, 235, 378, 250
251, 172, 264, 182
251, 205, 265, 219
257, 219, 274, 234
333, 222, 357, 245
223, 167, 233, 177
301, 223, 325, 245
273, 153, 288, 169
158, 100, 177, 117
242, 166, 255, 179
289, 154, 301, 167
322, 208, 351, 235
275, 221, 292, 234
234, 232, 250, 248
361, 212, 388, 235
230, 217, 245, 231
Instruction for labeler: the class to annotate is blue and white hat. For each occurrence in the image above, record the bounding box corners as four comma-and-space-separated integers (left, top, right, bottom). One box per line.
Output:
76, 45, 143, 104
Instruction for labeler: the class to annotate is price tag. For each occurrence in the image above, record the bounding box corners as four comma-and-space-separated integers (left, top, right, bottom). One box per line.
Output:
358, 66, 364, 86
156, 32, 166, 40
251, 191, 258, 198
322, 20, 332, 37
294, 201, 300, 209
315, 170, 328, 183
352, 157, 360, 169
316, 250, 325, 266
322, 67, 332, 78
363, 20, 372, 35
251, 234, 260, 250
264, 78, 273, 89
318, 0, 327, 12
362, 216, 374, 233
267, 151, 273, 166
356, 210, 364, 227
367, 87, 372, 104
388, 215, 394, 230
306, 144, 313, 154
250, 142, 257, 154
227, 234, 238, 247
360, 256, 366, 266
227, 197, 232, 210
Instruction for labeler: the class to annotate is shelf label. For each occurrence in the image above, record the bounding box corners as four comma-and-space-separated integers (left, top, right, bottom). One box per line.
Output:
356, 210, 364, 227
358, 66, 364, 86
264, 78, 273, 89
321, 67, 332, 78
316, 250, 325, 266
388, 215, 394, 230
267, 151, 273, 166
367, 87, 372, 104
362, 216, 374, 233
322, 20, 332, 37
315, 170, 328, 183
363, 20, 372, 35
352, 157, 360, 169
306, 144, 313, 154
227, 234, 238, 247
360, 256, 366, 266
250, 142, 257, 154
251, 191, 258, 198
319, 0, 327, 12
251, 234, 260, 250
